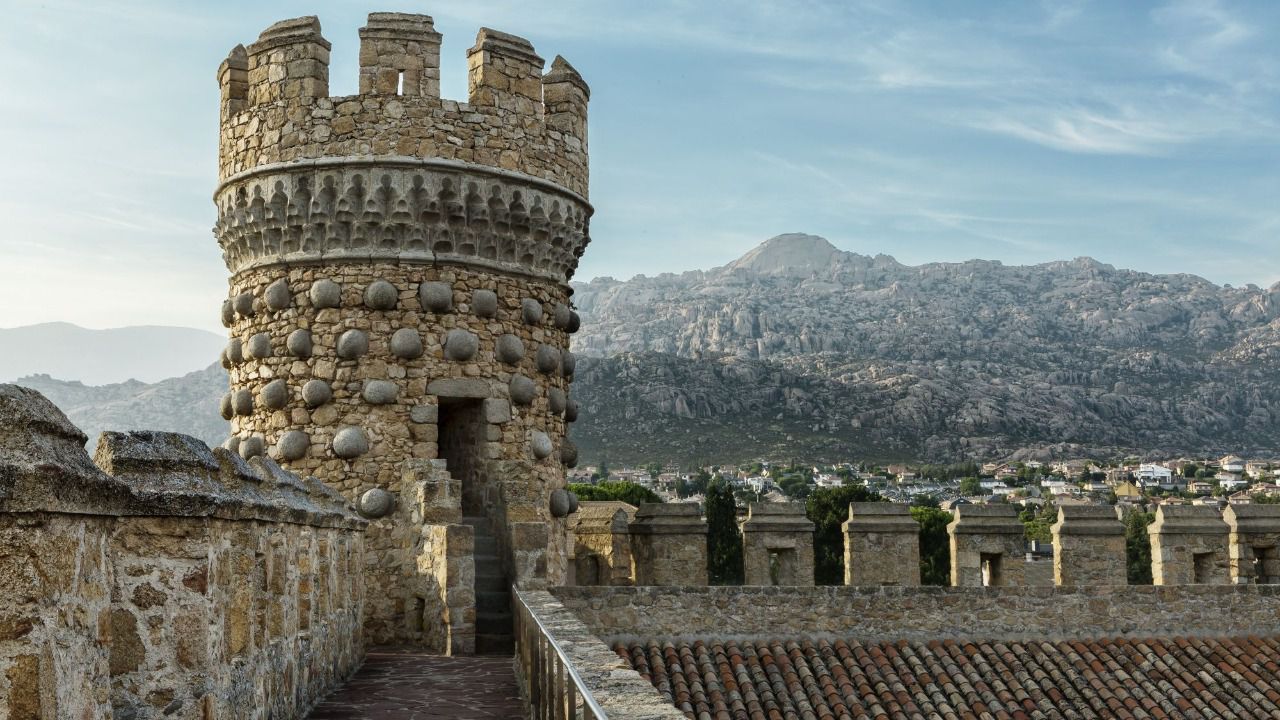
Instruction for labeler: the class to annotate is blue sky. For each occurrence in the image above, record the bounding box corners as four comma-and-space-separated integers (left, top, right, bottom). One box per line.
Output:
1, 0, 1278, 333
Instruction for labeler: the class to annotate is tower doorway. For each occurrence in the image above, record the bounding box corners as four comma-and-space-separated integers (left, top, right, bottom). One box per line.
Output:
436, 397, 488, 517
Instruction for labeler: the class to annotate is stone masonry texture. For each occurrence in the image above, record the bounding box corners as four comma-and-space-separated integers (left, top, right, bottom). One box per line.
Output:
214, 11, 591, 647
842, 502, 919, 586
0, 384, 365, 720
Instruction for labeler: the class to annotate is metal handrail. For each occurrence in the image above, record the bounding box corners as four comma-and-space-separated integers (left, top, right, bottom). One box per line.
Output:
514, 587, 609, 720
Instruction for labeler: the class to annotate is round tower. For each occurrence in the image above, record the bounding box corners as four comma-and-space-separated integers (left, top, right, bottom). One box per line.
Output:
213, 12, 590, 648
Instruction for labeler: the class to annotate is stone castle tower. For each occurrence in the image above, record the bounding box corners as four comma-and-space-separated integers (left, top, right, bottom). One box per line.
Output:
213, 12, 589, 652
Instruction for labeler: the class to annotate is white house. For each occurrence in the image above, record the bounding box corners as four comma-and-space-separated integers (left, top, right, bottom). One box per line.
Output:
1220, 455, 1246, 474
1136, 464, 1173, 488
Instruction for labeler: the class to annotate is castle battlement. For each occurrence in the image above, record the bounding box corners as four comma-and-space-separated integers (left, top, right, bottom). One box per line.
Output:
217, 13, 589, 198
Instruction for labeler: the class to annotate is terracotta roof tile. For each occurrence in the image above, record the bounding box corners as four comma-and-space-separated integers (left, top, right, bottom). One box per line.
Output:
617, 636, 1280, 720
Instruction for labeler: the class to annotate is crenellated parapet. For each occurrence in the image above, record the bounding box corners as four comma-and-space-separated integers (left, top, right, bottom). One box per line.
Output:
216, 13, 591, 284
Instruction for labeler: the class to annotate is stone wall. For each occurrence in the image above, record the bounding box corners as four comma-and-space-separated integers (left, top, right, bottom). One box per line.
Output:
1051, 505, 1126, 586
1150, 505, 1231, 585
739, 503, 813, 586
947, 504, 1026, 587
552, 585, 1280, 644
215, 12, 591, 646
571, 501, 636, 586
629, 504, 707, 586
842, 502, 919, 586
0, 385, 365, 720
1225, 505, 1280, 584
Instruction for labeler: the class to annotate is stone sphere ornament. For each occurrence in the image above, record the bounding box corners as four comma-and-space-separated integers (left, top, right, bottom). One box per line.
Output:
232, 389, 254, 416
553, 303, 571, 329
530, 430, 553, 460
222, 436, 241, 453
443, 329, 479, 361
302, 379, 332, 407
521, 298, 543, 325
260, 379, 289, 410
264, 279, 292, 311
247, 333, 272, 359
310, 279, 342, 309
495, 334, 525, 365
560, 440, 579, 468
549, 488, 572, 518
390, 328, 423, 359
567, 490, 580, 514
535, 345, 560, 375
226, 338, 244, 364
276, 430, 310, 462
510, 375, 536, 406
336, 329, 369, 360
359, 488, 395, 519
219, 393, 234, 420
548, 388, 567, 414
364, 280, 399, 310
419, 281, 453, 313
472, 289, 498, 318
233, 292, 255, 318
239, 434, 266, 459
567, 311, 581, 334
565, 398, 580, 423
220, 300, 235, 327
333, 426, 370, 459
286, 329, 313, 358
363, 380, 398, 405
561, 351, 576, 379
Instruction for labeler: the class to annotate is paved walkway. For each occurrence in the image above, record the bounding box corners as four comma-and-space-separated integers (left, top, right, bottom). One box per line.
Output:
308, 649, 527, 719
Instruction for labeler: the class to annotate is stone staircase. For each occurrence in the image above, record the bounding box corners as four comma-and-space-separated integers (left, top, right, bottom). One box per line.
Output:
464, 516, 513, 654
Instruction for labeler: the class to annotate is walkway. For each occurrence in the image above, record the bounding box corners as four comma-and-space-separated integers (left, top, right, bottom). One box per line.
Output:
307, 649, 527, 719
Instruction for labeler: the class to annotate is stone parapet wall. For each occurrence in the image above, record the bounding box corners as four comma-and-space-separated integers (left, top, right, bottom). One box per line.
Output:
842, 502, 919, 586
947, 504, 1026, 587
552, 585, 1280, 644
1051, 505, 1126, 586
1150, 505, 1231, 585
739, 503, 814, 586
571, 501, 636, 586
218, 15, 589, 197
629, 504, 708, 586
0, 385, 365, 720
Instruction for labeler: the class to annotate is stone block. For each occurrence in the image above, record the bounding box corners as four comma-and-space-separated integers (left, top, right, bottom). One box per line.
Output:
843, 502, 919, 587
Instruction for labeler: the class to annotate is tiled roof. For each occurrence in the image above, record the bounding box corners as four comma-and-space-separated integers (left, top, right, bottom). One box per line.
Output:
617, 635, 1280, 720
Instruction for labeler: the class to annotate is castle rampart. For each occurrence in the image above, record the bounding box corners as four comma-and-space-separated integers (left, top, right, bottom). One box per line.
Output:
0, 385, 364, 720
214, 12, 591, 648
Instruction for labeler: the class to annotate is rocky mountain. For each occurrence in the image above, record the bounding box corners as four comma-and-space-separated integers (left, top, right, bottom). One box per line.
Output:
8, 236, 1280, 466
14, 365, 228, 452
568, 234, 1280, 464
0, 323, 224, 385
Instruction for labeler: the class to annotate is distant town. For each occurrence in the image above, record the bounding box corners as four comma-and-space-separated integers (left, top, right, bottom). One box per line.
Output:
569, 454, 1280, 510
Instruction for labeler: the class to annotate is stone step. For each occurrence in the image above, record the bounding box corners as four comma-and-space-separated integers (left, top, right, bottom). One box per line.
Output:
475, 632, 514, 655
477, 590, 510, 614
474, 572, 507, 593
473, 536, 498, 555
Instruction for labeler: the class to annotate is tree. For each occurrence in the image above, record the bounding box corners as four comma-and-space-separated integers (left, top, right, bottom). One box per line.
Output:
704, 478, 743, 585
1020, 501, 1056, 543
1124, 508, 1155, 585
1183, 463, 1199, 478
596, 458, 610, 481
958, 477, 986, 495
805, 485, 883, 585
779, 474, 811, 500
911, 506, 952, 586
567, 482, 660, 507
